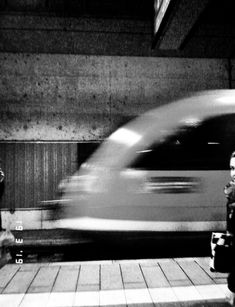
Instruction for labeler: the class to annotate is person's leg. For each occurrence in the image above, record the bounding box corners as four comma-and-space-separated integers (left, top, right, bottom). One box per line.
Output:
227, 245, 235, 305
227, 274, 235, 306
227, 205, 235, 305
0, 212, 2, 231
228, 271, 235, 292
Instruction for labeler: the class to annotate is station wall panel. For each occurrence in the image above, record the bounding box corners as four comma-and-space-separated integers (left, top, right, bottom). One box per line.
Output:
0, 142, 81, 209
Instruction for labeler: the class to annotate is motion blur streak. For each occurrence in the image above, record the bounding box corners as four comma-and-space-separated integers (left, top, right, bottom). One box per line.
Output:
56, 90, 235, 233
56, 218, 226, 232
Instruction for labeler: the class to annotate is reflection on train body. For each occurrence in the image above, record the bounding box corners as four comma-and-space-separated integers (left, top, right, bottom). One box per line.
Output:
56, 90, 235, 234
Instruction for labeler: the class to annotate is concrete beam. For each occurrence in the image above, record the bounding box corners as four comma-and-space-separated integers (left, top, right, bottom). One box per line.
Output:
155, 0, 211, 50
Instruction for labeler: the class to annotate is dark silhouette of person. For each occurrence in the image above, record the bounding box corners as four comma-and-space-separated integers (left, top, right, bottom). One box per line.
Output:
224, 151, 235, 306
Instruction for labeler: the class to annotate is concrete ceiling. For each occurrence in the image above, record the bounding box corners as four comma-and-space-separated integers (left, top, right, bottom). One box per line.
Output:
152, 0, 235, 58
80, 0, 235, 58
1, 0, 235, 58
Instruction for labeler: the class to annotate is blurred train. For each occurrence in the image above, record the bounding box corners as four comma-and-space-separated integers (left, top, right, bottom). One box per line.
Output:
55, 90, 235, 235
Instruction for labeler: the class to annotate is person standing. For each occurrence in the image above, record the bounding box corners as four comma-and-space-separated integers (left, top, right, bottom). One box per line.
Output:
0, 160, 14, 262
224, 151, 235, 306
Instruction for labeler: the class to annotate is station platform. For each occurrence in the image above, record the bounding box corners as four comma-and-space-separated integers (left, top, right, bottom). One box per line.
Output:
0, 257, 231, 307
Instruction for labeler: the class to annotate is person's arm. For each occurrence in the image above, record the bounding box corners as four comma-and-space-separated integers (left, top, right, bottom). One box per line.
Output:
224, 182, 233, 197
0, 168, 4, 183
225, 182, 235, 204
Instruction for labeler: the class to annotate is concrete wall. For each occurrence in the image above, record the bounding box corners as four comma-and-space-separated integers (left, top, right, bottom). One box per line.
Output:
0, 9, 232, 141
0, 53, 230, 141
0, 8, 232, 229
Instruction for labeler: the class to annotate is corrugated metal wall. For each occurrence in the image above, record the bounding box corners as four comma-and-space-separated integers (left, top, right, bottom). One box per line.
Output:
0, 142, 79, 210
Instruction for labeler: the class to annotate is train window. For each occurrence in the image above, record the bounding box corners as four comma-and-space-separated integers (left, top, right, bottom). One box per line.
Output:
129, 114, 235, 170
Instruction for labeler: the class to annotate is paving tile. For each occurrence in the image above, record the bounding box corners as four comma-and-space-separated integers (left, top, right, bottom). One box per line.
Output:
158, 259, 192, 287
47, 292, 75, 307
194, 257, 228, 280
194, 284, 226, 301
176, 259, 214, 285
172, 285, 203, 302
148, 287, 180, 306
77, 264, 100, 291
0, 293, 24, 307
19, 293, 50, 307
73, 290, 99, 307
121, 263, 146, 289
100, 289, 126, 307
27, 266, 60, 293
117, 259, 158, 266
49, 261, 111, 266
141, 264, 170, 288
0, 264, 20, 291
214, 278, 228, 285
77, 284, 100, 291
3, 271, 37, 294
19, 263, 46, 272
124, 288, 154, 306
217, 283, 229, 296
101, 264, 123, 290
52, 266, 80, 292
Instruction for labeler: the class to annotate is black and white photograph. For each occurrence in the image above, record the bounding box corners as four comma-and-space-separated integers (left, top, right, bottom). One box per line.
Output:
0, 0, 235, 306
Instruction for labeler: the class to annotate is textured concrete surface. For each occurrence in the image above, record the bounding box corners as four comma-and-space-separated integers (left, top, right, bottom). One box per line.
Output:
0, 53, 229, 140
